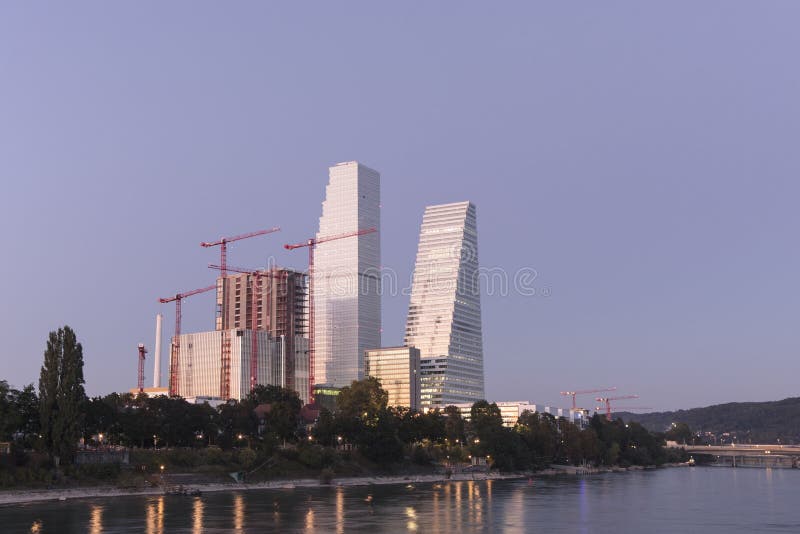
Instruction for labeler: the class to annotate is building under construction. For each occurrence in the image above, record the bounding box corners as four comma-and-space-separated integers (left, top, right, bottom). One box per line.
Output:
172, 330, 309, 403
215, 267, 308, 396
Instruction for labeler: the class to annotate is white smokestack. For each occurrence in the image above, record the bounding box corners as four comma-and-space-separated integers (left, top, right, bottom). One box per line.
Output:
154, 313, 163, 388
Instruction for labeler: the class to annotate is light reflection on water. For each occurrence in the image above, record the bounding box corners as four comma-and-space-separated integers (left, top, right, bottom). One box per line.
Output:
145, 496, 163, 534
89, 504, 103, 534
233, 493, 244, 532
3, 468, 800, 533
192, 497, 203, 534
335, 486, 344, 534
304, 506, 314, 532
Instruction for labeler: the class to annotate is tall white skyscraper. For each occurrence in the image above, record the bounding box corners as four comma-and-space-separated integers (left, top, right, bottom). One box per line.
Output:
405, 201, 485, 408
314, 161, 381, 388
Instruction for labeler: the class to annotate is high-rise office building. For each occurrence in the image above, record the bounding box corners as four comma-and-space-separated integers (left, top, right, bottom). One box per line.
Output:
405, 201, 485, 408
216, 267, 307, 396
364, 346, 421, 410
314, 161, 381, 388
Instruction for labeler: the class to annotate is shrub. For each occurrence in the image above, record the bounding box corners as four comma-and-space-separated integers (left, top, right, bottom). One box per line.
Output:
237, 448, 257, 469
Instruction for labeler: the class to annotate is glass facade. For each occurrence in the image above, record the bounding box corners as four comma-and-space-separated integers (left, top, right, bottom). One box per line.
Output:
405, 202, 485, 408
173, 330, 309, 403
364, 346, 421, 410
314, 161, 381, 388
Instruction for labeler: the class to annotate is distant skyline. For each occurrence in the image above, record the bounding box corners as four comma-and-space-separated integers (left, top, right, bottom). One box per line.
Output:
2, 3, 799, 410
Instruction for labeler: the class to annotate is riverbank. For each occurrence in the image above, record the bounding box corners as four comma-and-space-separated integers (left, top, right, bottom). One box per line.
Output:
0, 463, 694, 506
0, 472, 524, 506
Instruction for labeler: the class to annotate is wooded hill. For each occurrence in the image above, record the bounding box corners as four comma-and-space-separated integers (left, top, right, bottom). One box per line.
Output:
617, 397, 800, 444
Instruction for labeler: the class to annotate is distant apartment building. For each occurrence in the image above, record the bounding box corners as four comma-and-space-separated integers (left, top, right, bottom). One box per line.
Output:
542, 406, 589, 428
314, 161, 381, 388
171, 329, 309, 403
128, 387, 169, 397
405, 201, 485, 408
364, 346, 421, 410
216, 267, 307, 399
451, 401, 536, 428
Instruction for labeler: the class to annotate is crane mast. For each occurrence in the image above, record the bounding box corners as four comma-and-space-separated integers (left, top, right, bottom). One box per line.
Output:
284, 227, 377, 403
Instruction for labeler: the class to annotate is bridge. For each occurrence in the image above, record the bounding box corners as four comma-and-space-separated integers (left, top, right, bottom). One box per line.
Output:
680, 444, 800, 468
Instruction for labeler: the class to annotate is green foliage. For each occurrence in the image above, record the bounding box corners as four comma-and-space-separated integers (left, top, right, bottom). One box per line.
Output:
664, 422, 694, 444
589, 414, 667, 467
248, 385, 303, 442
312, 408, 338, 446
297, 444, 336, 470
443, 405, 466, 443
237, 447, 257, 469
336, 377, 388, 420
0, 381, 14, 440
617, 397, 800, 444
397, 407, 445, 444
38, 326, 86, 464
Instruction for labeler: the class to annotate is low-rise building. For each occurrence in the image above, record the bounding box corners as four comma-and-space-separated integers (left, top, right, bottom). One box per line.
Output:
450, 401, 536, 427
364, 346, 421, 410
128, 387, 169, 397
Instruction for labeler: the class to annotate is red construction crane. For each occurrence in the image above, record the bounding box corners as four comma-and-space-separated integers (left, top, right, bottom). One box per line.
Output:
284, 227, 378, 403
201, 227, 280, 401
209, 264, 288, 397
596, 395, 640, 421
560, 387, 617, 410
137, 343, 148, 393
159, 284, 216, 396
200, 227, 281, 278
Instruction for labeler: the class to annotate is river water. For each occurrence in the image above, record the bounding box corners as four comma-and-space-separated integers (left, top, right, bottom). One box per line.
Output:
1, 467, 798, 533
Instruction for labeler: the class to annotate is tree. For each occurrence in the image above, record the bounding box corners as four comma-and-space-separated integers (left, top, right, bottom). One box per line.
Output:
665, 422, 693, 445
39, 326, 86, 465
248, 385, 302, 441
336, 377, 388, 421
0, 380, 15, 440
11, 384, 40, 447
333, 378, 403, 462
312, 408, 339, 446
443, 406, 466, 443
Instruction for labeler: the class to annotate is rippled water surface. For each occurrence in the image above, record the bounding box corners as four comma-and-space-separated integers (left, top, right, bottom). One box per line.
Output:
2, 467, 799, 533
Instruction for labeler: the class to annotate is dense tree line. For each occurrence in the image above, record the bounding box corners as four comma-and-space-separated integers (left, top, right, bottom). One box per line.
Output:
2, 327, 679, 475
310, 378, 678, 470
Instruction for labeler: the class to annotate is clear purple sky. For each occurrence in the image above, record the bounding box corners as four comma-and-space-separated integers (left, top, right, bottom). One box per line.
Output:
2, 3, 799, 410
